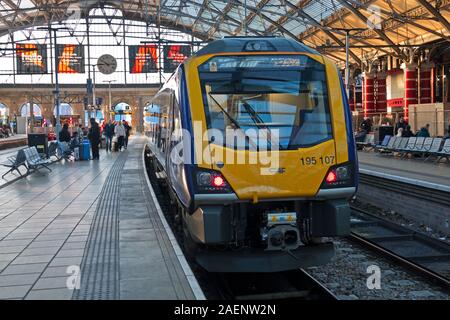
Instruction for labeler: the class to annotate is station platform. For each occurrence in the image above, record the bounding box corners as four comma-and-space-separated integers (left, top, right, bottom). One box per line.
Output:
0, 136, 203, 300
358, 151, 450, 191
0, 135, 27, 151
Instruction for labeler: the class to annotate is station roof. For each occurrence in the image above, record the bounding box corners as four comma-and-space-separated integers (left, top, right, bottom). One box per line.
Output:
0, 0, 449, 64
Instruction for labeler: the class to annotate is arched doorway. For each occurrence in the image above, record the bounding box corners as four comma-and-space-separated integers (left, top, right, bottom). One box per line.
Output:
53, 103, 81, 127
20, 102, 43, 129
53, 103, 73, 116
114, 102, 132, 123
20, 103, 42, 118
0, 103, 8, 126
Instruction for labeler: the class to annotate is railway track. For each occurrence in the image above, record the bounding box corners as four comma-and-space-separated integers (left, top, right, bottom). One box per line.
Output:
144, 149, 336, 300
350, 207, 450, 291
145, 149, 449, 299
359, 172, 450, 207
209, 269, 337, 300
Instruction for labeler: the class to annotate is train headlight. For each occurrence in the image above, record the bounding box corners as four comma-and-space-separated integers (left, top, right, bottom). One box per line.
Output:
194, 169, 233, 193
197, 172, 212, 186
321, 163, 354, 188
336, 166, 350, 180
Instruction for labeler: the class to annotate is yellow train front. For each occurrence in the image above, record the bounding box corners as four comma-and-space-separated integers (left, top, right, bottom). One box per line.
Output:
146, 37, 358, 272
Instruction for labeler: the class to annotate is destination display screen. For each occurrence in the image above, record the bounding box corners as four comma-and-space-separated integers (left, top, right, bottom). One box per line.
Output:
163, 45, 190, 73
57, 44, 85, 74
199, 55, 311, 72
129, 45, 158, 73
16, 43, 48, 74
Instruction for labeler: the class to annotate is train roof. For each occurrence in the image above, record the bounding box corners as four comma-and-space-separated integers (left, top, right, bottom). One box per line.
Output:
195, 37, 319, 56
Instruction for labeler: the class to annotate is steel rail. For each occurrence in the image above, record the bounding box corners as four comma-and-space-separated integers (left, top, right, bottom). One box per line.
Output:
349, 206, 450, 291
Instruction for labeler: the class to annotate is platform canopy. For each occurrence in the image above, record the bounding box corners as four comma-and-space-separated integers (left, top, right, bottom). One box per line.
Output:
0, 0, 449, 64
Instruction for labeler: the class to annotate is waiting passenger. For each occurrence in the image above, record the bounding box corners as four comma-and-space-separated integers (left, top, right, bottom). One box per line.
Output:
59, 123, 71, 143
402, 125, 414, 138
103, 120, 115, 152
123, 120, 132, 150
114, 121, 126, 151
360, 117, 372, 134
416, 124, 431, 138
395, 117, 408, 135
0, 125, 10, 138
355, 130, 367, 143
77, 124, 84, 142
70, 132, 80, 150
88, 118, 101, 160
444, 125, 450, 140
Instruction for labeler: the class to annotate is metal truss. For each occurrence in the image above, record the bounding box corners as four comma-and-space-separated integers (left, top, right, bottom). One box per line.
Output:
0, 0, 449, 65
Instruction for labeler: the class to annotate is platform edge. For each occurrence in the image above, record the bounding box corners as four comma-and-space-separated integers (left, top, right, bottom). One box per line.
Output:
141, 143, 206, 300
359, 168, 450, 193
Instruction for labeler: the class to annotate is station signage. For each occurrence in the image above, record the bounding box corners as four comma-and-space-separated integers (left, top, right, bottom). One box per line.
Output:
163, 45, 190, 73
57, 44, 85, 74
16, 43, 47, 74
129, 45, 158, 73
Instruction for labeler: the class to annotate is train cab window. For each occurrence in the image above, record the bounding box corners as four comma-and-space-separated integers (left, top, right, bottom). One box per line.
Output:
199, 55, 332, 150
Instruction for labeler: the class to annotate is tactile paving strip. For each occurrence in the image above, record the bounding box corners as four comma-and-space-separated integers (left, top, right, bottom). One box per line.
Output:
72, 153, 127, 300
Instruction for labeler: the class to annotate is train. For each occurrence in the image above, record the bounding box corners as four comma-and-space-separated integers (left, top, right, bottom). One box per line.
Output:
144, 37, 358, 273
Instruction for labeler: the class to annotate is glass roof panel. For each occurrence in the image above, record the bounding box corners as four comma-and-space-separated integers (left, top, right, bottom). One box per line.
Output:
0, 0, 445, 66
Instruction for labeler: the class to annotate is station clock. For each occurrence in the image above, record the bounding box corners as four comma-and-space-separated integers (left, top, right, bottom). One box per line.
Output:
97, 54, 117, 75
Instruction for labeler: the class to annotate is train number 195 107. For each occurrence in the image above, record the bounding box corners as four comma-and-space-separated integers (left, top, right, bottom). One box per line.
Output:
300, 156, 335, 166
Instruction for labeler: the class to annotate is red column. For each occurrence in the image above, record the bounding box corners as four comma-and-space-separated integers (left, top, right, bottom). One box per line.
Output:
419, 63, 434, 104
404, 65, 418, 120
376, 72, 387, 112
349, 84, 356, 111
363, 72, 375, 117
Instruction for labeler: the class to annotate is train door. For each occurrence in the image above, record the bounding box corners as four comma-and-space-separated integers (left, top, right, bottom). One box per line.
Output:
167, 89, 190, 207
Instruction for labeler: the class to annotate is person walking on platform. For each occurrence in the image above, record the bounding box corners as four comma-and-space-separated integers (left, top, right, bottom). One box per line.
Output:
123, 120, 132, 150
88, 118, 101, 160
104, 120, 115, 152
59, 123, 71, 143
115, 121, 126, 151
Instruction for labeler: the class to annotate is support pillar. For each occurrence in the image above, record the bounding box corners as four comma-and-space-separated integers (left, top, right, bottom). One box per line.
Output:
404, 64, 418, 120
363, 72, 375, 117
419, 63, 434, 104
376, 72, 387, 112
138, 97, 144, 134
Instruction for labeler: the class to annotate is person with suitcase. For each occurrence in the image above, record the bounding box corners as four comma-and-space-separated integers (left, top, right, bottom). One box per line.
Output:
88, 118, 101, 160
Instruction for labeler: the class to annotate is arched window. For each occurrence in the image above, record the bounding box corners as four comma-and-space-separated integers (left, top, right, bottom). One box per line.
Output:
53, 103, 73, 116
114, 102, 132, 122
144, 103, 160, 124
114, 102, 131, 112
20, 103, 42, 117
0, 103, 8, 117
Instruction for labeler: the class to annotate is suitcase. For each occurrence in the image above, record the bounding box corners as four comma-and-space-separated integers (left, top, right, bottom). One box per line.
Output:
81, 139, 91, 160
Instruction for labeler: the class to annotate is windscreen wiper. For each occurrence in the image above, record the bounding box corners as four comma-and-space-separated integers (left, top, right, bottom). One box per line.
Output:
240, 99, 283, 150
208, 93, 257, 149
208, 93, 242, 130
